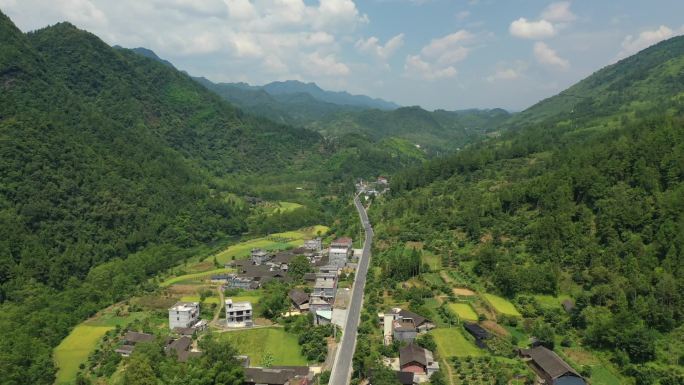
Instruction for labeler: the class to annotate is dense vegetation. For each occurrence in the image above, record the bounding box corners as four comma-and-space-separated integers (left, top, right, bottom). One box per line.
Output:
376, 35, 684, 384
0, 11, 419, 384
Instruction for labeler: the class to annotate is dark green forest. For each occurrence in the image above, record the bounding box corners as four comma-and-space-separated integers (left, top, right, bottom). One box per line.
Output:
377, 35, 684, 384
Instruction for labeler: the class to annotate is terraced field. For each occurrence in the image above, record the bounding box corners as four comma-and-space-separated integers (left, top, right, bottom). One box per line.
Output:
483, 293, 521, 317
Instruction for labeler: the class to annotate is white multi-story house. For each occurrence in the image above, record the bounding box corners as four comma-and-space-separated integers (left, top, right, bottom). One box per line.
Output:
312, 274, 337, 301
225, 299, 253, 327
250, 248, 273, 265
304, 237, 322, 252
169, 302, 200, 330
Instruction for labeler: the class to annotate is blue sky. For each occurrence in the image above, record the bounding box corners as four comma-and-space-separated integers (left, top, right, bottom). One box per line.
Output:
2, 0, 684, 110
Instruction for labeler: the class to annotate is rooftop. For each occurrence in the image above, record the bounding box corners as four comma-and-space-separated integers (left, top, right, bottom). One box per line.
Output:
520, 346, 583, 381
314, 277, 336, 289
225, 299, 252, 311
169, 302, 199, 312
399, 343, 432, 367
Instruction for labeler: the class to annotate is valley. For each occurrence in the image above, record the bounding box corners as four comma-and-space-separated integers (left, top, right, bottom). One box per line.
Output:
0, 4, 683, 385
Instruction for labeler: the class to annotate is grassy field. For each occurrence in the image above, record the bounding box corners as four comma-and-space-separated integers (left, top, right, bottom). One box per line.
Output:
422, 253, 442, 270
483, 293, 521, 317
160, 267, 234, 287
54, 325, 113, 384
275, 201, 303, 213
217, 327, 307, 365
533, 294, 571, 309
449, 303, 479, 321
85, 311, 147, 327
589, 365, 623, 385
180, 295, 221, 304
422, 273, 444, 286
209, 225, 329, 265
431, 328, 484, 358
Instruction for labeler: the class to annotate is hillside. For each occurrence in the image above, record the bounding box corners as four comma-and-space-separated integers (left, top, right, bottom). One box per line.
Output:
509, 35, 684, 129
307, 106, 510, 154
260, 79, 399, 110
0, 11, 421, 384
373, 35, 684, 385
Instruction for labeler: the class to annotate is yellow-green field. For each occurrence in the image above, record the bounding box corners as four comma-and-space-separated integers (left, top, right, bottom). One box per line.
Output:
181, 294, 263, 304
275, 201, 303, 213
161, 267, 234, 287
217, 327, 307, 365
533, 294, 571, 309
209, 225, 329, 264
431, 328, 484, 358
422, 253, 442, 270
449, 303, 479, 321
54, 325, 113, 384
483, 293, 522, 317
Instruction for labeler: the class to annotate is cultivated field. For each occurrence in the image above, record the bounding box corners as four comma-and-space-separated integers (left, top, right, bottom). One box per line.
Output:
483, 293, 521, 317
54, 325, 113, 384
431, 328, 484, 358
160, 267, 234, 287
217, 327, 307, 366
449, 303, 479, 321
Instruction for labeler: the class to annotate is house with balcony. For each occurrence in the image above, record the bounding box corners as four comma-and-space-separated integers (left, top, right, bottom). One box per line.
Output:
169, 302, 200, 330
225, 299, 253, 328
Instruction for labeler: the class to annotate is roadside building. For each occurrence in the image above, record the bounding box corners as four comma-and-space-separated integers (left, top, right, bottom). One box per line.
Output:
168, 302, 200, 330
518, 346, 586, 385
225, 299, 253, 327
309, 297, 332, 315
385, 308, 435, 343
315, 309, 333, 325
312, 274, 337, 301
399, 344, 439, 378
328, 237, 353, 267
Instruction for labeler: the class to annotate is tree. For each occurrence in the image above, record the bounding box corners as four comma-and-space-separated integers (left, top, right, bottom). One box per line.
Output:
288, 255, 313, 281
123, 356, 157, 385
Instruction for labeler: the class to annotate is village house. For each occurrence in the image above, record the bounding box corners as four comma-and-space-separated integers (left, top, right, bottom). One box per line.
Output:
251, 248, 274, 265
165, 336, 202, 362
304, 237, 322, 252
399, 343, 439, 380
243, 366, 312, 385
312, 274, 337, 301
168, 301, 200, 330
309, 296, 332, 315
518, 346, 586, 385
314, 309, 333, 325
288, 289, 310, 312
115, 331, 154, 357
225, 299, 253, 327
328, 237, 353, 267
384, 308, 435, 343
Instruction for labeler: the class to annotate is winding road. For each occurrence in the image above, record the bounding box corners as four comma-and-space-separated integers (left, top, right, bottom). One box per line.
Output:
329, 194, 373, 385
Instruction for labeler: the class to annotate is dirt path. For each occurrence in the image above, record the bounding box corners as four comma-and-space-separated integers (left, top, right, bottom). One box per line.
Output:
213, 286, 224, 323
442, 358, 456, 385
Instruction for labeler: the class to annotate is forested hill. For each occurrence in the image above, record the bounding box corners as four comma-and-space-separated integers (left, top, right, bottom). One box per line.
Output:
509, 35, 684, 128
376, 35, 684, 384
0, 11, 418, 383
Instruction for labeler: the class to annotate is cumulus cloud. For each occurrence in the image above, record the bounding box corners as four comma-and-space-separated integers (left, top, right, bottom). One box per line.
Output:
355, 33, 405, 60
404, 55, 457, 81
533, 42, 569, 70
617, 25, 684, 59
509, 18, 555, 39
404, 30, 473, 81
541, 1, 576, 23
486, 61, 527, 82
303, 52, 350, 76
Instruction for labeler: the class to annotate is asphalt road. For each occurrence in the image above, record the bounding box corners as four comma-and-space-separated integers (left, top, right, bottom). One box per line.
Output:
329, 194, 373, 385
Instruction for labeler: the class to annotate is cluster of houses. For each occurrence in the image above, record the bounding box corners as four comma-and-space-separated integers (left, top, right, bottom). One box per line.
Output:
115, 331, 201, 362
355, 176, 390, 197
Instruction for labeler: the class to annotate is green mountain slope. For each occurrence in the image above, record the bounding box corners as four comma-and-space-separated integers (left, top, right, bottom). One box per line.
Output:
0, 12, 421, 384
377, 36, 684, 385
510, 35, 684, 129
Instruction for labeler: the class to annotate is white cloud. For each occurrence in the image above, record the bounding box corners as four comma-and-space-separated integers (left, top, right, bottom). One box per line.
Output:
486, 61, 527, 83
355, 33, 405, 60
533, 42, 569, 70
541, 1, 576, 23
509, 17, 555, 39
617, 25, 684, 59
404, 30, 473, 81
404, 55, 457, 81
303, 52, 350, 76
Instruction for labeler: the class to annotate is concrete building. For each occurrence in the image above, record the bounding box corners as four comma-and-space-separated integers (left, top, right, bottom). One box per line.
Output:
328, 237, 353, 267
225, 299, 253, 327
251, 248, 273, 265
169, 302, 200, 330
304, 237, 322, 252
312, 274, 337, 301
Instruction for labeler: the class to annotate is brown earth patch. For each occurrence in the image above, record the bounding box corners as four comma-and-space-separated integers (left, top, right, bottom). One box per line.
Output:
166, 284, 208, 295
453, 287, 476, 296
481, 320, 509, 336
